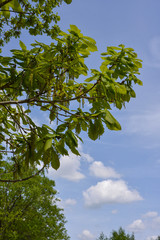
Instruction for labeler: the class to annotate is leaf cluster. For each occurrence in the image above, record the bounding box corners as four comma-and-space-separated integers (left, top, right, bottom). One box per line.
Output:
0, 0, 72, 45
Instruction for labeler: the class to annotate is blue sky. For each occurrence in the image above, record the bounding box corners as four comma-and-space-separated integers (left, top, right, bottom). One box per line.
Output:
51, 1, 160, 239
3, 0, 160, 239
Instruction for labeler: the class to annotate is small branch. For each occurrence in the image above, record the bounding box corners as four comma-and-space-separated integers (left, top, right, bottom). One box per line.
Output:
0, 9, 30, 14
0, 150, 15, 153
0, 165, 45, 183
0, 80, 100, 106
0, 0, 13, 8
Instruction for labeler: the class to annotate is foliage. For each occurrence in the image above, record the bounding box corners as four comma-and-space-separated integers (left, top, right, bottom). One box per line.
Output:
0, 0, 71, 46
0, 0, 143, 181
0, 165, 70, 239
97, 228, 135, 240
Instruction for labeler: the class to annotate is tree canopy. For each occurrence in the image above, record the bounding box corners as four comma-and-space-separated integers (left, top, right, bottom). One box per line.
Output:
0, 165, 70, 239
97, 228, 135, 240
0, 0, 143, 182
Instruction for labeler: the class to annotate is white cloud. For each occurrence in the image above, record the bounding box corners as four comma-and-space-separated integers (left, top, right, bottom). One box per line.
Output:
146, 236, 158, 240
47, 141, 94, 181
112, 209, 118, 214
81, 152, 94, 163
143, 211, 158, 218
64, 198, 77, 206
128, 219, 145, 232
129, 211, 160, 235
83, 180, 143, 207
125, 109, 160, 137
153, 216, 160, 225
77, 142, 94, 163
48, 151, 85, 181
78, 230, 95, 240
58, 198, 77, 208
89, 161, 121, 179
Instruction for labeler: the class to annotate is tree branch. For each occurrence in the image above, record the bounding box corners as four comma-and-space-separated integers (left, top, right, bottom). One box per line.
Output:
0, 9, 30, 14
0, 79, 100, 106
0, 165, 46, 182
0, 0, 13, 8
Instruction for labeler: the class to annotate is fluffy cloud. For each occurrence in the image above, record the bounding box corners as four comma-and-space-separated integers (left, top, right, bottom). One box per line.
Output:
48, 151, 85, 181
47, 141, 95, 181
128, 219, 145, 232
143, 211, 158, 218
78, 230, 95, 240
89, 161, 121, 179
83, 180, 143, 207
128, 211, 160, 235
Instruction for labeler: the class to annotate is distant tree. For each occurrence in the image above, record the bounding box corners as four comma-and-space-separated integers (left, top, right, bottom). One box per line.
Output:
156, 237, 160, 240
110, 228, 135, 240
97, 228, 135, 240
0, 166, 70, 239
97, 232, 108, 240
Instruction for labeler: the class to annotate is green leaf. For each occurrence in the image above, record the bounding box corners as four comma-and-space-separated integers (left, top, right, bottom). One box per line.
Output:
130, 89, 136, 98
104, 110, 116, 124
55, 103, 69, 111
70, 147, 80, 156
95, 117, 104, 137
64, 0, 72, 4
19, 41, 27, 51
55, 141, 68, 156
88, 121, 99, 140
51, 149, 60, 170
69, 25, 81, 35
44, 138, 52, 151
56, 124, 67, 133
103, 110, 121, 131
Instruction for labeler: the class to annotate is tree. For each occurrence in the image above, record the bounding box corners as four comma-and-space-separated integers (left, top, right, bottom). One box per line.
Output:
97, 232, 108, 240
97, 228, 135, 240
0, 165, 70, 239
0, 0, 143, 182
110, 228, 135, 240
